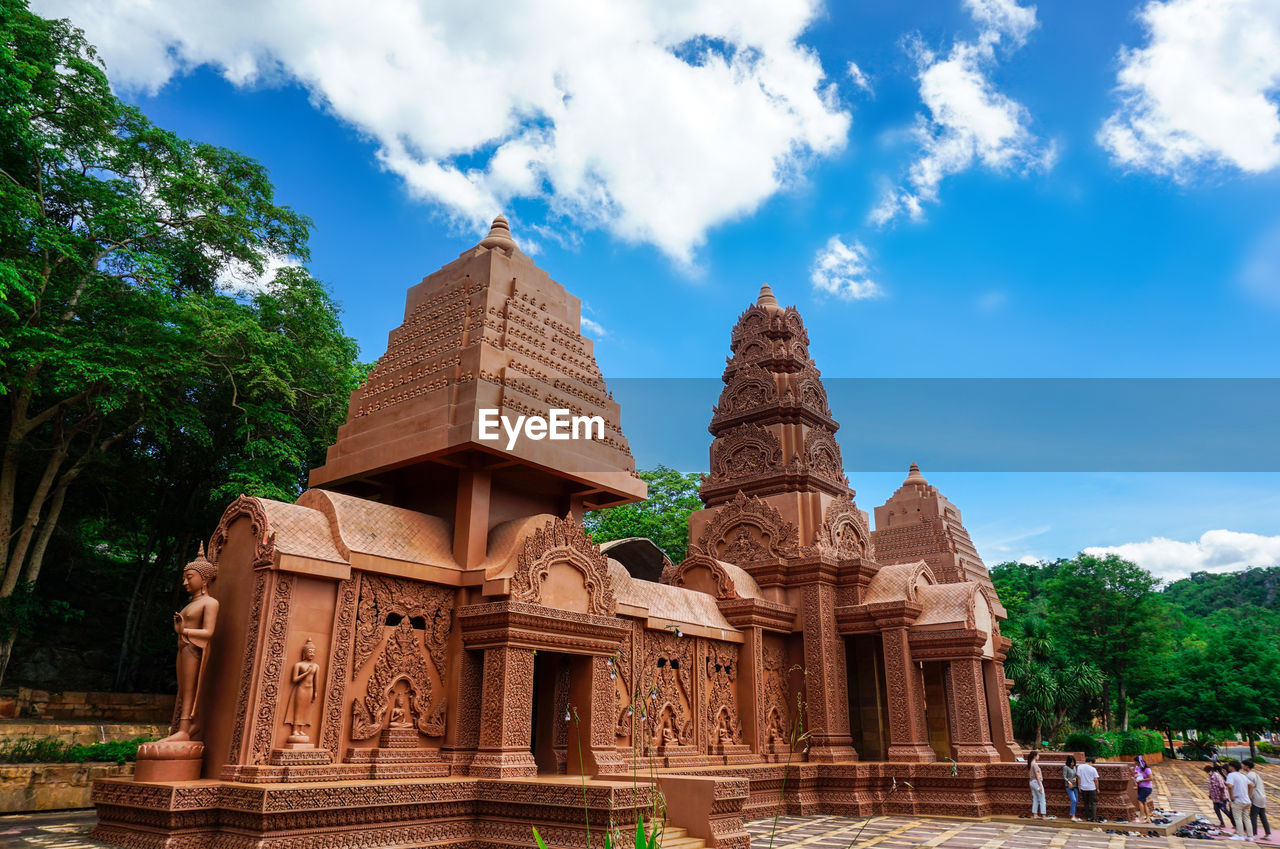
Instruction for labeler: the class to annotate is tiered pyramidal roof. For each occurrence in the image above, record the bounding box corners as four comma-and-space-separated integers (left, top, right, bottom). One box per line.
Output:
310, 215, 644, 511
871, 463, 1001, 608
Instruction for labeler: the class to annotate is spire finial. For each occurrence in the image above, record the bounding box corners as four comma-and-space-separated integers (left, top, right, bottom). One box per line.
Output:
906, 462, 927, 483
480, 213, 516, 250
756, 282, 779, 309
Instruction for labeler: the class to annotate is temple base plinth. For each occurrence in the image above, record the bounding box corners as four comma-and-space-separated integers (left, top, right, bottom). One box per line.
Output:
468, 750, 537, 779
268, 747, 332, 766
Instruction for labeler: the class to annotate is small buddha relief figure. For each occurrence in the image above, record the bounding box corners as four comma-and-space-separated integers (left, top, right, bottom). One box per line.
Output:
767, 709, 788, 746
716, 710, 735, 746
389, 690, 412, 729
161, 545, 219, 743
284, 638, 320, 746
656, 709, 679, 747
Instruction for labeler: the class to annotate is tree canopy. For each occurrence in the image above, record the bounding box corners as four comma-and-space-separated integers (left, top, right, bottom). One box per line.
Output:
584, 466, 704, 564
0, 0, 365, 687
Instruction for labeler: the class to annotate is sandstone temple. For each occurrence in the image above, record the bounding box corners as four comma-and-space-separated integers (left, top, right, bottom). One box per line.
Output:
92, 218, 1134, 848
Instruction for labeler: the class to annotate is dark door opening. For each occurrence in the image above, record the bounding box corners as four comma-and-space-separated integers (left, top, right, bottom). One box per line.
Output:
845, 634, 890, 761
531, 651, 570, 774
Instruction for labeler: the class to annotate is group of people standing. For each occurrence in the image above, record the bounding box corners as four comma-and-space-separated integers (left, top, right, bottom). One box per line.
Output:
1030, 750, 1272, 837
1027, 752, 1102, 822
1207, 759, 1272, 842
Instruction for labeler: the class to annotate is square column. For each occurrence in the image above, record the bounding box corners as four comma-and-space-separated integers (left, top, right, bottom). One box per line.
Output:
470, 646, 537, 778
945, 658, 1001, 762
881, 627, 935, 762
984, 659, 1019, 760
567, 655, 626, 775
801, 584, 857, 762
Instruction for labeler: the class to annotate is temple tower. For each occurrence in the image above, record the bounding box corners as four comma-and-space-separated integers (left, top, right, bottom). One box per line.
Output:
310, 215, 645, 567
872, 463, 1001, 605
684, 284, 875, 762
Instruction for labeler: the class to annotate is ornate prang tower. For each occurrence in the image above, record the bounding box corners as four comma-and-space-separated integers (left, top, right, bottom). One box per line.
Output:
685, 284, 875, 762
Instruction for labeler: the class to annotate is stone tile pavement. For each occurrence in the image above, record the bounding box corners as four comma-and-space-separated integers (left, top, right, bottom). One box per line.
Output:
0, 760, 1275, 848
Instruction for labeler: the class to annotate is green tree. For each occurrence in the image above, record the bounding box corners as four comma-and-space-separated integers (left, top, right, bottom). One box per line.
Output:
0, 0, 363, 684
1046, 553, 1164, 730
584, 466, 703, 563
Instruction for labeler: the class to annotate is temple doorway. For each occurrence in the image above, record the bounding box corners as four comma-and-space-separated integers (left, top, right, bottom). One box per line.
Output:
845, 635, 890, 761
531, 650, 570, 774
921, 661, 952, 761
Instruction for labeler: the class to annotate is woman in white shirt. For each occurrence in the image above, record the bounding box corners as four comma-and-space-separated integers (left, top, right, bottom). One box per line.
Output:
1028, 751, 1047, 820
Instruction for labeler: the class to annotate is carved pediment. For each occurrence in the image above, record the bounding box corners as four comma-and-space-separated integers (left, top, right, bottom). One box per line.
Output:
692, 491, 799, 563
510, 516, 616, 616
813, 494, 873, 560
706, 423, 784, 486
661, 553, 737, 600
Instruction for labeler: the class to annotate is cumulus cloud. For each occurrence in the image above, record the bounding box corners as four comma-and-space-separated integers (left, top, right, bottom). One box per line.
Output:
1098, 0, 1280, 178
35, 0, 852, 266
870, 0, 1054, 226
810, 236, 884, 300
580, 316, 609, 338
1084, 529, 1280, 583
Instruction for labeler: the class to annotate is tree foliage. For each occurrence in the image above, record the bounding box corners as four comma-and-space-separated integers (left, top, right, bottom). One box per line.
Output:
0, 0, 365, 687
584, 466, 704, 564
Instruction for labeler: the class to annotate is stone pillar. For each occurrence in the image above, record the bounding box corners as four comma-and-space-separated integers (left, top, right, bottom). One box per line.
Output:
984, 659, 1019, 760
945, 658, 1001, 763
470, 646, 537, 778
567, 655, 626, 776
881, 627, 935, 762
740, 627, 764, 755
801, 584, 857, 762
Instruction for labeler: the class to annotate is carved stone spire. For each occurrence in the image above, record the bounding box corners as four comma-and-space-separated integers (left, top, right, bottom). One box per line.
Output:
700, 285, 848, 506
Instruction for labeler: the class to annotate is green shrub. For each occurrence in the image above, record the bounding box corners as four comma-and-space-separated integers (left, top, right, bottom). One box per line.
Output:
0, 736, 153, 765
1258, 742, 1279, 756
1065, 732, 1101, 757
1178, 736, 1219, 761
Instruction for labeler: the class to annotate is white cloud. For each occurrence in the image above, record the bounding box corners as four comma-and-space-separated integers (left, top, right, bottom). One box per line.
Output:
847, 61, 874, 96
810, 236, 884, 301
1084, 529, 1280, 583
870, 0, 1054, 226
1098, 0, 1280, 178
36, 0, 852, 266
215, 253, 301, 297
580, 316, 608, 338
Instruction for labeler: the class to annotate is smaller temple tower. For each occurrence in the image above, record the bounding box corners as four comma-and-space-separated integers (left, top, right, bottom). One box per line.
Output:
872, 463, 1003, 612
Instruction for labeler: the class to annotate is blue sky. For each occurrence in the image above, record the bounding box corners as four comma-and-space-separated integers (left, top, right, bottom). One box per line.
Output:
34, 0, 1280, 581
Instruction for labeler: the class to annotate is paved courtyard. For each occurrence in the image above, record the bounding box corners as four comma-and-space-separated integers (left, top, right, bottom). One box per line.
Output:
1, 760, 1276, 848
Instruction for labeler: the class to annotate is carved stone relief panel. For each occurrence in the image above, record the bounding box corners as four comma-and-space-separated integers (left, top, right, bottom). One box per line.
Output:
762, 636, 792, 747
349, 575, 455, 743
705, 642, 743, 749
641, 629, 694, 751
